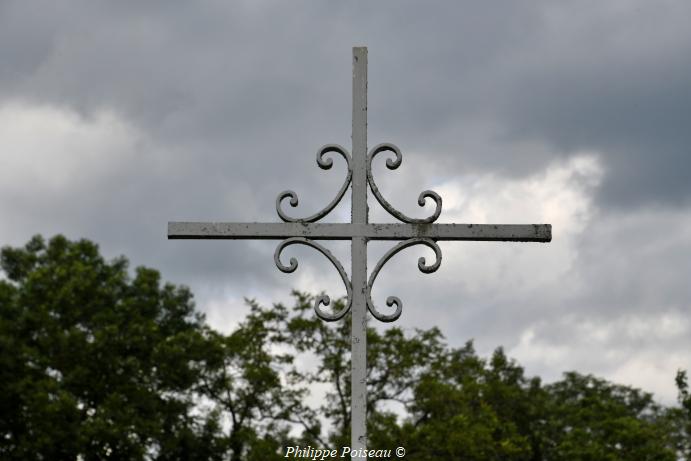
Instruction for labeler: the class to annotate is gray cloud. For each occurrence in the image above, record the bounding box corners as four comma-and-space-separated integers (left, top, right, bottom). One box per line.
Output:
4, 1, 689, 207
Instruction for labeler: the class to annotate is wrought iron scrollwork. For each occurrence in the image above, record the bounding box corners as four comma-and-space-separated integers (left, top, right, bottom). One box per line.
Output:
366, 238, 442, 322
367, 143, 442, 224
274, 237, 352, 321
276, 144, 352, 223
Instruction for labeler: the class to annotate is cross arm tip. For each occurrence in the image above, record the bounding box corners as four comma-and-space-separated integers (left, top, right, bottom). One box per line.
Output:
543, 224, 552, 242
166, 221, 178, 239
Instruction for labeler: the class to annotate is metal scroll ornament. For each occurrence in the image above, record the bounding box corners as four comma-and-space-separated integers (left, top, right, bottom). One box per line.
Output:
276, 144, 352, 223
367, 143, 442, 224
275, 142, 443, 322
274, 237, 352, 321
366, 238, 441, 322
364, 143, 443, 320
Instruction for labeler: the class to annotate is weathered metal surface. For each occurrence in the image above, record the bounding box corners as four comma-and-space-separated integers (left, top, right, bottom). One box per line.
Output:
276, 144, 352, 223
167, 47, 552, 460
274, 237, 352, 321
366, 238, 441, 322
168, 221, 552, 242
350, 46, 368, 458
367, 143, 442, 224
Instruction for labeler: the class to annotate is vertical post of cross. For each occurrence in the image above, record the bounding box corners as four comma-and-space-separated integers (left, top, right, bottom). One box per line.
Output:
351, 46, 368, 457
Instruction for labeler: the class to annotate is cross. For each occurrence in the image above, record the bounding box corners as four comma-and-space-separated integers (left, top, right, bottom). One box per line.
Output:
168, 47, 551, 460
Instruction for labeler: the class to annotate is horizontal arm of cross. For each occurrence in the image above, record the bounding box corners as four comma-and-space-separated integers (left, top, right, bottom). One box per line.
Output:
168, 222, 551, 242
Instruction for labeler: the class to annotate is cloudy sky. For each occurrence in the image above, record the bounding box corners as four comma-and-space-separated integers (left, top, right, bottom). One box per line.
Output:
2, 1, 690, 404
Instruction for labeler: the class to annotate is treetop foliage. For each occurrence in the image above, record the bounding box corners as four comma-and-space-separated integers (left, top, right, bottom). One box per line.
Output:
1, 235, 689, 460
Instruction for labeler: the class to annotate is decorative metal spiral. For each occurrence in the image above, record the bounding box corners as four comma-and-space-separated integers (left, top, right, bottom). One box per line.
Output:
276, 144, 352, 223
274, 237, 352, 321
366, 238, 442, 322
367, 143, 442, 224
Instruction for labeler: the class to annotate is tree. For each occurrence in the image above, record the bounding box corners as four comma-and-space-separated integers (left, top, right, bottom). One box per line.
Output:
2, 236, 688, 460
281, 292, 448, 448
672, 370, 691, 459
386, 344, 534, 460
0, 235, 323, 460
194, 300, 303, 461
265, 293, 683, 460
540, 372, 676, 460
0, 235, 224, 459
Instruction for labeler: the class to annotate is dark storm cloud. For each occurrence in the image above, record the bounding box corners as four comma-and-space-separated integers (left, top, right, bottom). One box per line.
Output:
493, 4, 691, 208
4, 1, 688, 212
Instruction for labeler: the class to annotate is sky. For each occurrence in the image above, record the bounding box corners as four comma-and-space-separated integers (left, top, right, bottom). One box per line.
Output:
1, 0, 690, 404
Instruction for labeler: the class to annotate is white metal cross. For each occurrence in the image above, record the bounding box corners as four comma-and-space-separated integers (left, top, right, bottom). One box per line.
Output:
168, 47, 551, 460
